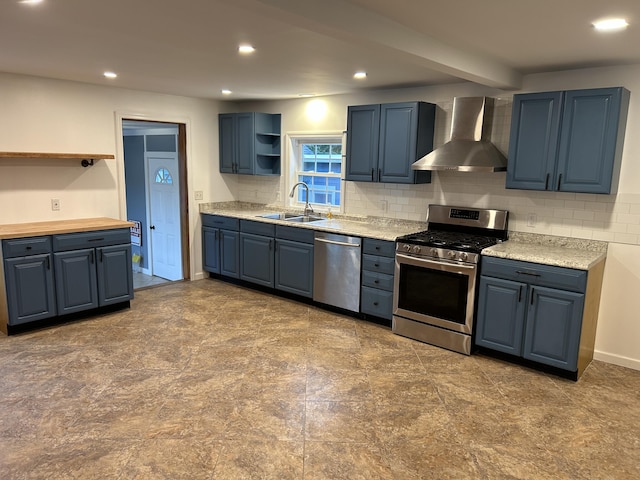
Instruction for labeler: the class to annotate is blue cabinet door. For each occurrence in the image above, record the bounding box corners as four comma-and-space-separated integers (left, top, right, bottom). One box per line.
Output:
219, 113, 236, 173
220, 230, 240, 278
236, 113, 256, 174
54, 249, 99, 315
275, 239, 313, 298
523, 286, 584, 371
97, 245, 134, 306
345, 104, 380, 181
475, 276, 527, 355
4, 254, 57, 325
240, 233, 274, 287
506, 91, 563, 191
557, 88, 628, 194
379, 102, 433, 184
202, 226, 220, 274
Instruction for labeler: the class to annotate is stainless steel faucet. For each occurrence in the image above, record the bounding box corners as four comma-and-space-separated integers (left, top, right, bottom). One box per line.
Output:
289, 181, 314, 216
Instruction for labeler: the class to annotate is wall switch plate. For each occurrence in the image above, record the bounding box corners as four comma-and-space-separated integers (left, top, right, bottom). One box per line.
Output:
194, 190, 203, 201
527, 213, 536, 227
51, 198, 60, 211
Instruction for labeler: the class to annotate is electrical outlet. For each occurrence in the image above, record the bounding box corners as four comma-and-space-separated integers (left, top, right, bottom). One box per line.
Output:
527, 213, 536, 227
51, 198, 60, 211
194, 190, 203, 201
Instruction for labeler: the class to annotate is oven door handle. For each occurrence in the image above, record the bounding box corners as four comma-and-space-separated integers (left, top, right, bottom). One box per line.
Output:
395, 253, 476, 272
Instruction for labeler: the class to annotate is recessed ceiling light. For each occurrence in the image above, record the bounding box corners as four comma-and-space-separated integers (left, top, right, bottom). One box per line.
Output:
221, 89, 232, 95
353, 71, 367, 79
18, 0, 44, 5
238, 44, 255, 54
592, 18, 629, 31
103, 71, 117, 79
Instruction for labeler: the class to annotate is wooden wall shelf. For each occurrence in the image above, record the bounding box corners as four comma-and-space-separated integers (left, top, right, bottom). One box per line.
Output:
0, 152, 115, 167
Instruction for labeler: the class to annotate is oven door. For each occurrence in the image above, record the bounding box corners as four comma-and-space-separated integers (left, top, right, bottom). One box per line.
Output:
393, 252, 477, 334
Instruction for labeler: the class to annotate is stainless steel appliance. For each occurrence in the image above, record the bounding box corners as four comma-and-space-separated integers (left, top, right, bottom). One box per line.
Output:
313, 232, 362, 312
393, 205, 509, 354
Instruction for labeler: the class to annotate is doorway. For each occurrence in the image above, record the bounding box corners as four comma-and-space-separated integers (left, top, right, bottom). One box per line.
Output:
122, 120, 189, 288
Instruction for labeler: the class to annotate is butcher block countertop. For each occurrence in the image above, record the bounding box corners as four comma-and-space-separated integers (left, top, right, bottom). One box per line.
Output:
0, 218, 133, 240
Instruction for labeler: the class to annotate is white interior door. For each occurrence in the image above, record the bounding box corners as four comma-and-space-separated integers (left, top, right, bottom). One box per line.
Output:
146, 153, 182, 281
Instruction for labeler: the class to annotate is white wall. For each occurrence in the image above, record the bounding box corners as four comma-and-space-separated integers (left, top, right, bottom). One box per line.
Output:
235, 64, 640, 370
0, 72, 235, 280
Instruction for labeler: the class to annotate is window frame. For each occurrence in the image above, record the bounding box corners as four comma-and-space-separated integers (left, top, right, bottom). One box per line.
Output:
287, 133, 345, 213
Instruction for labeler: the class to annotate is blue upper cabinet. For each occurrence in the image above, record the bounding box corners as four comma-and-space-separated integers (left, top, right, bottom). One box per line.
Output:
507, 87, 630, 194
218, 112, 281, 176
345, 102, 435, 184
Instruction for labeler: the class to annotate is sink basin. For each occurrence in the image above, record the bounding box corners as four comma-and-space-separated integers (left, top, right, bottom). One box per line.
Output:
258, 212, 301, 220
258, 212, 324, 223
285, 215, 325, 223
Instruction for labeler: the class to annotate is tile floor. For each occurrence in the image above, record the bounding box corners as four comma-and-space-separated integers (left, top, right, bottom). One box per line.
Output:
132, 272, 170, 290
1, 278, 639, 479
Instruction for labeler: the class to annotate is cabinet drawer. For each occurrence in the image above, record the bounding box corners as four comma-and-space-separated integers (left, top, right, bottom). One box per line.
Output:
362, 254, 395, 275
240, 219, 275, 237
481, 256, 587, 293
362, 270, 394, 292
362, 238, 395, 257
201, 214, 239, 230
2, 236, 52, 258
360, 286, 394, 320
53, 228, 130, 252
275, 225, 314, 244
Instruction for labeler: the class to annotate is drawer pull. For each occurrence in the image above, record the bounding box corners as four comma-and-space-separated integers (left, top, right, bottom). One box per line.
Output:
373, 302, 379, 306
374, 263, 380, 267
26, 246, 32, 250
88, 238, 105, 242
516, 270, 540, 277
374, 280, 379, 284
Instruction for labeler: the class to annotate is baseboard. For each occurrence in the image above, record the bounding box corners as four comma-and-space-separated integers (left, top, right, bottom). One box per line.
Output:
193, 272, 206, 280
593, 350, 640, 371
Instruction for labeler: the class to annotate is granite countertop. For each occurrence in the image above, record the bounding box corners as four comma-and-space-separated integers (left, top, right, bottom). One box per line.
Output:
482, 232, 608, 270
199, 202, 426, 241
0, 217, 134, 240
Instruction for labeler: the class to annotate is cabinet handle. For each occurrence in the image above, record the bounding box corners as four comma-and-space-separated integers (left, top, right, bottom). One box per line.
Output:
530, 287, 535, 305
516, 270, 540, 277
45, 256, 50, 270
373, 302, 379, 306
26, 246, 32, 250
374, 280, 379, 284
518, 285, 522, 302
269, 239, 273, 250
88, 237, 105, 242
100, 250, 104, 262
557, 174, 563, 191
374, 263, 379, 267
90, 251, 95, 264
375, 246, 380, 250
378, 169, 381, 182
544, 173, 550, 190
371, 168, 375, 181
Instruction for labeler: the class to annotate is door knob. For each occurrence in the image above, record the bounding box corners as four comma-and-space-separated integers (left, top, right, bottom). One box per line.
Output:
150, 225, 156, 230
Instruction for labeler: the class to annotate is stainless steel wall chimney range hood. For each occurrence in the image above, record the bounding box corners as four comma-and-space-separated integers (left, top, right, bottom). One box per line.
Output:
411, 97, 507, 172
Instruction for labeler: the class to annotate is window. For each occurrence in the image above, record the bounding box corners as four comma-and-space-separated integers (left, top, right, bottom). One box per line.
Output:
291, 138, 343, 209
154, 167, 173, 184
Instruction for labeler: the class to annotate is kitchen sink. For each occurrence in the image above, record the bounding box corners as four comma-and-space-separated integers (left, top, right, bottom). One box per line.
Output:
258, 212, 325, 223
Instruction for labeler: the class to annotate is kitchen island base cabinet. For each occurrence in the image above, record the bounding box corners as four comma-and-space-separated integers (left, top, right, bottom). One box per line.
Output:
476, 256, 602, 379
1, 226, 134, 334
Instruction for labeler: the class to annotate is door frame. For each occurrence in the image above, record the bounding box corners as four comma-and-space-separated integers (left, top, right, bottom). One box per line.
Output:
115, 112, 191, 281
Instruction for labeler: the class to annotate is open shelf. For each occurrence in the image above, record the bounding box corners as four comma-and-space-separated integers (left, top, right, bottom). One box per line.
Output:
0, 152, 115, 167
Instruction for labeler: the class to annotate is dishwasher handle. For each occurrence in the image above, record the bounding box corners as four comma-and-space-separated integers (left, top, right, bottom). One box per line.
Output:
315, 237, 361, 248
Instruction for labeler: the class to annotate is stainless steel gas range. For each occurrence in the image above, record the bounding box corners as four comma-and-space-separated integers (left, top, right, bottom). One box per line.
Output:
392, 204, 509, 354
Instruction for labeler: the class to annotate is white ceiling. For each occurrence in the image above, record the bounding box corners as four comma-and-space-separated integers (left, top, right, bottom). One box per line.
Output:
1, 0, 639, 100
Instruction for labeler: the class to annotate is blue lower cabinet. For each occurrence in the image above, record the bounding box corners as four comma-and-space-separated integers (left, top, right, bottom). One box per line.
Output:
360, 286, 393, 319
97, 244, 134, 306
4, 254, 57, 325
202, 226, 220, 274
220, 230, 240, 278
54, 249, 99, 315
359, 238, 395, 321
477, 256, 587, 374
240, 233, 274, 287
275, 239, 313, 298
523, 286, 584, 371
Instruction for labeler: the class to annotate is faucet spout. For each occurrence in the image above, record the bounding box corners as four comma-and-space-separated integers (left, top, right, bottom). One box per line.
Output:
289, 182, 314, 216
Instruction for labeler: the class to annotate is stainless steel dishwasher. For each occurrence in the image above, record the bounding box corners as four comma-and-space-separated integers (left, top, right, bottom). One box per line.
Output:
313, 232, 362, 312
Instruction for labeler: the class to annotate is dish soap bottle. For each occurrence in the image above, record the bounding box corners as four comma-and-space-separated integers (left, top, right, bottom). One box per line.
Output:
327, 207, 333, 219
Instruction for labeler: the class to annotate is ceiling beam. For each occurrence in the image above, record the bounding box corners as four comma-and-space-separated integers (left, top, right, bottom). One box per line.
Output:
230, 0, 522, 90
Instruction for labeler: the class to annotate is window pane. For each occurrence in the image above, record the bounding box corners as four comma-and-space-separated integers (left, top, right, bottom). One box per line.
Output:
296, 141, 342, 208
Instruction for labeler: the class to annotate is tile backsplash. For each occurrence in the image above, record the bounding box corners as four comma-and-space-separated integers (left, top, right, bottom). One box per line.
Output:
236, 98, 640, 246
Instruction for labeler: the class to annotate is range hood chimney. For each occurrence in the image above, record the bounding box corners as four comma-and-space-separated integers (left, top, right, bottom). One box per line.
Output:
411, 97, 507, 172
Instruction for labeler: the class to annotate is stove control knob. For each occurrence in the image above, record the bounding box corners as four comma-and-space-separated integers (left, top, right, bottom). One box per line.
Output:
412, 245, 421, 254
447, 251, 457, 260
430, 248, 438, 257
402, 244, 410, 252
460, 252, 468, 262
